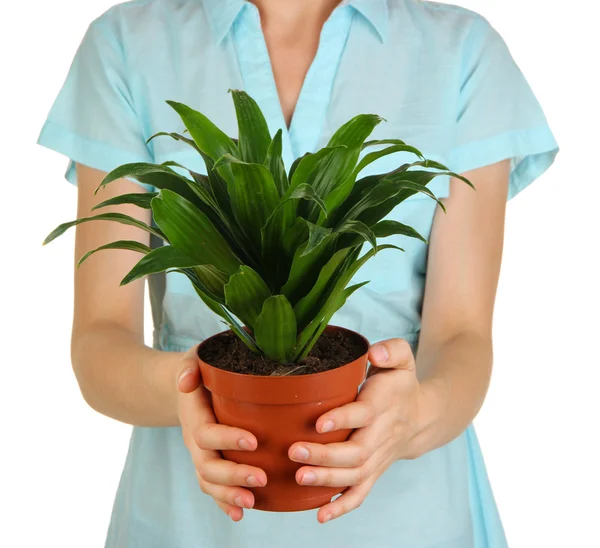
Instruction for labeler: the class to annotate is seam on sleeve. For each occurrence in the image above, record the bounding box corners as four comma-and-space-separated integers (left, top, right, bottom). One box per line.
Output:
37, 119, 154, 191
449, 125, 559, 200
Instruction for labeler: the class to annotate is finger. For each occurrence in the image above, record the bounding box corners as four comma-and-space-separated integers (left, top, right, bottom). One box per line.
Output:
194, 423, 258, 452
219, 502, 243, 522
178, 345, 202, 394
289, 440, 371, 468
315, 401, 377, 433
197, 458, 268, 488
295, 464, 370, 488
199, 481, 256, 510
317, 481, 372, 523
178, 387, 215, 441
357, 367, 419, 417
368, 339, 415, 371
317, 452, 391, 522
195, 470, 244, 520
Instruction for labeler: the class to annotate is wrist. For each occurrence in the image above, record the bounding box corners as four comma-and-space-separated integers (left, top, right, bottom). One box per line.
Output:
411, 378, 450, 457
145, 348, 187, 425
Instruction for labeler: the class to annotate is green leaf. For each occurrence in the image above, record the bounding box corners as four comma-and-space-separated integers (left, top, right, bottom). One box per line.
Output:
308, 115, 386, 222
151, 189, 241, 274
362, 138, 406, 149
295, 281, 369, 362
154, 161, 221, 213
254, 295, 297, 362
189, 282, 229, 316
382, 173, 447, 210
43, 212, 167, 246
147, 131, 199, 152
221, 307, 260, 353
96, 162, 239, 256
121, 245, 201, 285
195, 149, 233, 217
165, 101, 238, 163
372, 220, 428, 244
293, 247, 352, 329
327, 114, 384, 149
285, 146, 346, 196
230, 89, 272, 164
411, 159, 450, 171
180, 267, 225, 304
265, 129, 289, 196
186, 278, 260, 353
389, 164, 474, 190
92, 193, 157, 211
321, 177, 358, 223
260, 200, 297, 288
337, 180, 408, 225
338, 174, 447, 229
281, 218, 309, 259
95, 163, 200, 207
281, 231, 335, 305
77, 240, 151, 268
354, 144, 425, 175
224, 265, 272, 329
159, 158, 261, 273
288, 152, 309, 183
161, 161, 214, 195
288, 183, 328, 218
330, 164, 461, 229
302, 222, 332, 256
293, 244, 402, 359
301, 148, 352, 212
194, 265, 231, 299
337, 220, 377, 251
215, 156, 281, 251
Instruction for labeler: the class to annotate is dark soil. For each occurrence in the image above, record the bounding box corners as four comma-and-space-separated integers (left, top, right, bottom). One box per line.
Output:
199, 329, 366, 376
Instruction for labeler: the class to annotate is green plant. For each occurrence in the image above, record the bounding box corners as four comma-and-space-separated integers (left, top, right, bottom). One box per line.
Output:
44, 90, 473, 364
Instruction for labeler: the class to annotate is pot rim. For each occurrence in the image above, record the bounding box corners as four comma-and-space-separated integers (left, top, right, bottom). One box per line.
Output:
196, 324, 370, 380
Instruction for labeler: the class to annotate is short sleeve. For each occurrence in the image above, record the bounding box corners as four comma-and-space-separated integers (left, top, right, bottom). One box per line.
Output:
37, 16, 153, 190
449, 17, 559, 199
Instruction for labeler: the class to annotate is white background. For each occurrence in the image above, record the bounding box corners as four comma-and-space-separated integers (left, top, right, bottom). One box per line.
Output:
1, 1, 599, 547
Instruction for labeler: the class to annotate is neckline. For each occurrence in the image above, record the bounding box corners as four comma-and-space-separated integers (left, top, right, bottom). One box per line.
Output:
232, 2, 355, 167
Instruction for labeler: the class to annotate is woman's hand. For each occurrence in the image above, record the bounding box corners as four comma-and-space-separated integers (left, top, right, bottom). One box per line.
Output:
288, 338, 447, 523
177, 346, 268, 521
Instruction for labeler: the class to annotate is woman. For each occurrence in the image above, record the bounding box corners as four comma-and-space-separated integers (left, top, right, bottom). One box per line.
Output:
38, 0, 558, 546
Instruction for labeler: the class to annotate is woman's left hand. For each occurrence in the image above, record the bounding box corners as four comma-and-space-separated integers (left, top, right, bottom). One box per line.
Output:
288, 338, 446, 523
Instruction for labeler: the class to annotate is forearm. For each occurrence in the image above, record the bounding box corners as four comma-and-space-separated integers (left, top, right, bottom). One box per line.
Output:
416, 330, 493, 452
71, 320, 185, 427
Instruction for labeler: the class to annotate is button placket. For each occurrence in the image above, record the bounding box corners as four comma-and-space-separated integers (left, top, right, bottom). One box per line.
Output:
288, 6, 355, 157
232, 4, 295, 169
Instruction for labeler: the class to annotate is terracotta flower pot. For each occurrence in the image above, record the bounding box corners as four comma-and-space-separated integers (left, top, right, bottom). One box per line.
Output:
197, 325, 369, 512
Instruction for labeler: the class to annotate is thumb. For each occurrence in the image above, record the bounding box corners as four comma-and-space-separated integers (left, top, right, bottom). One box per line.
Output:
177, 344, 202, 394
368, 339, 416, 372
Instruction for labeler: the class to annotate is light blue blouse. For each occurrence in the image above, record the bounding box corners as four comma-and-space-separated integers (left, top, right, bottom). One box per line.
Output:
38, 0, 558, 546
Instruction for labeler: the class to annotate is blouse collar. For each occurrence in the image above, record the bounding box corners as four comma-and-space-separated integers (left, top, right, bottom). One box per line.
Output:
203, 0, 389, 44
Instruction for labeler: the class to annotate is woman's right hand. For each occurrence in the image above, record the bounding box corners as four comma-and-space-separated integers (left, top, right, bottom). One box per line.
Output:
176, 346, 267, 521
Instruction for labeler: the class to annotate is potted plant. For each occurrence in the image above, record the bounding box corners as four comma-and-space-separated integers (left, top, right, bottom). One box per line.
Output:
44, 90, 472, 512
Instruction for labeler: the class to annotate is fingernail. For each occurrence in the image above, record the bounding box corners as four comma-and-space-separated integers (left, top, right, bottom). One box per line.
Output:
234, 496, 244, 507
292, 446, 310, 461
237, 439, 252, 451
247, 475, 266, 487
321, 420, 335, 433
177, 368, 194, 386
370, 344, 389, 364
301, 471, 317, 485
324, 513, 333, 523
